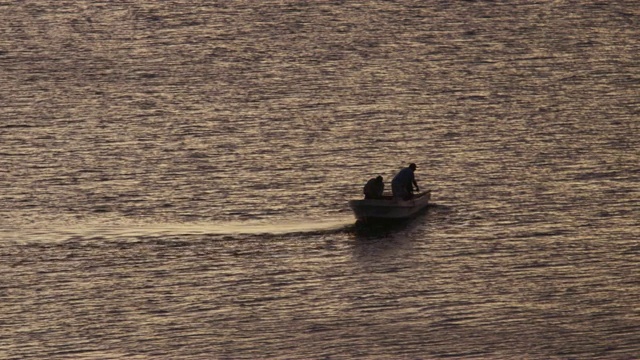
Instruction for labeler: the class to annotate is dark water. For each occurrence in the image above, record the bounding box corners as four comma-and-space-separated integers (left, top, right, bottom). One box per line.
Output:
1, 1, 639, 359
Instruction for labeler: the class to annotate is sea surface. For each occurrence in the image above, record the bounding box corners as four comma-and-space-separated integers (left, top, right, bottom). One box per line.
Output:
1, 1, 639, 359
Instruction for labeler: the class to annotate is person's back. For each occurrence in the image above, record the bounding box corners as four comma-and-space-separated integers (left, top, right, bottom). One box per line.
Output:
391, 167, 413, 187
391, 163, 419, 200
363, 176, 384, 199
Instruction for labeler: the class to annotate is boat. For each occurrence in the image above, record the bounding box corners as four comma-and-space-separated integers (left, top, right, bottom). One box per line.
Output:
348, 190, 431, 222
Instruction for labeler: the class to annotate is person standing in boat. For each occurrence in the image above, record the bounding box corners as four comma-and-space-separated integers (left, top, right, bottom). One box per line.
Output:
363, 175, 384, 199
392, 163, 420, 200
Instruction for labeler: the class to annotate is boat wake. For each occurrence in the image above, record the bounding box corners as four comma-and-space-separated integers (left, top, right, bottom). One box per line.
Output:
2, 217, 356, 244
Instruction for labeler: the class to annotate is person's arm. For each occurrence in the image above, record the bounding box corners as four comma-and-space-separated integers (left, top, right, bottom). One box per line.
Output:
412, 178, 419, 192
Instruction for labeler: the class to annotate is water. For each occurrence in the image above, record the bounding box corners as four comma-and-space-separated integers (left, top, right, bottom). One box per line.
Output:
1, 1, 639, 358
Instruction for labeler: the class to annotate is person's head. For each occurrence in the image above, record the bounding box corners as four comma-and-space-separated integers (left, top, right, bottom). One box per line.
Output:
376, 175, 383, 182
409, 163, 417, 171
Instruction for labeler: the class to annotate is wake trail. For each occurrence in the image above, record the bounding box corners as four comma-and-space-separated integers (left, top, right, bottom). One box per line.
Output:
1, 217, 356, 243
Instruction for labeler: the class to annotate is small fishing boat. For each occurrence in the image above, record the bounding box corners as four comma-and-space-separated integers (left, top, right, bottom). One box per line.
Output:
348, 191, 431, 222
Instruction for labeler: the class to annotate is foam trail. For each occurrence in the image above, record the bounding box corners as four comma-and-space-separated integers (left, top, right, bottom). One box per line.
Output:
2, 217, 355, 243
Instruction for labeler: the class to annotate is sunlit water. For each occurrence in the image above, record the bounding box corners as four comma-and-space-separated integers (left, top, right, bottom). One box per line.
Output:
1, 1, 639, 359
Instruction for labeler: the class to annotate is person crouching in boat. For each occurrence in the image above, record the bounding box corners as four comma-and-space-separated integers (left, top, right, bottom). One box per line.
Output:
363, 175, 384, 199
392, 163, 420, 200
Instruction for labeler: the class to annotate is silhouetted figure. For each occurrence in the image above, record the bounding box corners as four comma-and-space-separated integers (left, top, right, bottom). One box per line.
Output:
363, 175, 384, 199
392, 163, 419, 200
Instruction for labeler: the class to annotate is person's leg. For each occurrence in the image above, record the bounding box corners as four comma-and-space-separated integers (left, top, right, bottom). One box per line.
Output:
393, 183, 407, 200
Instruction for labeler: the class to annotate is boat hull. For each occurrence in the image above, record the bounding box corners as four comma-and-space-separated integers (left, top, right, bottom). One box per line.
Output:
348, 191, 431, 221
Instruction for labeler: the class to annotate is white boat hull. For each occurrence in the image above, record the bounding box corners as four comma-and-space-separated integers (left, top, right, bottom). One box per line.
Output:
348, 191, 431, 221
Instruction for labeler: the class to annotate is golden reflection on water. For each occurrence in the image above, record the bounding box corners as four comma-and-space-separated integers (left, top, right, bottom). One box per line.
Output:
1, 1, 638, 359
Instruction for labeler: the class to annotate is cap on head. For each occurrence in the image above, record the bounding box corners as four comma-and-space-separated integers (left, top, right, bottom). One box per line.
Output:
376, 175, 383, 181
409, 163, 417, 170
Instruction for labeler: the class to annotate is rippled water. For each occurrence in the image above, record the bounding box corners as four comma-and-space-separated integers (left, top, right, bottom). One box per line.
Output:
1, 1, 639, 359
